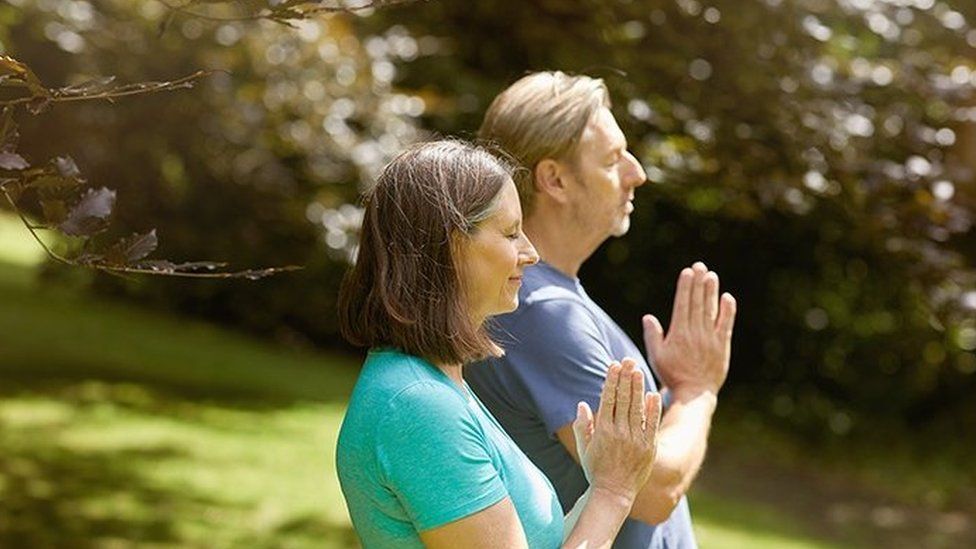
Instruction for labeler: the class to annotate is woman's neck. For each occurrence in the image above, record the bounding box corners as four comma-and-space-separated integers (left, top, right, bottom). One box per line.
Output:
436, 362, 465, 387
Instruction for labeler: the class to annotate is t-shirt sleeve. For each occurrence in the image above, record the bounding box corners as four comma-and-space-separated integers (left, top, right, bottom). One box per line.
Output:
496, 298, 619, 436
375, 382, 509, 532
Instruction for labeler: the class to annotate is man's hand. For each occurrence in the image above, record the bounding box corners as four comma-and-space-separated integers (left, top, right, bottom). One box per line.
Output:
642, 262, 736, 397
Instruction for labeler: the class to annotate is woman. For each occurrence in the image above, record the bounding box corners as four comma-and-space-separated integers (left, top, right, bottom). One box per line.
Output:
336, 140, 661, 548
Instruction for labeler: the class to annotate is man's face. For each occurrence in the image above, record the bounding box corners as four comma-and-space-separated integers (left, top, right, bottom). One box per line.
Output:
563, 107, 647, 239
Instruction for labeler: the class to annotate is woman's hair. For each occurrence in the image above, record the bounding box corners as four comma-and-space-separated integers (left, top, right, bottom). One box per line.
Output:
478, 71, 610, 215
337, 139, 516, 365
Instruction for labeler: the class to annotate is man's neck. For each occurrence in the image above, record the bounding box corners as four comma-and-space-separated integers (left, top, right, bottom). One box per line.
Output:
523, 211, 601, 278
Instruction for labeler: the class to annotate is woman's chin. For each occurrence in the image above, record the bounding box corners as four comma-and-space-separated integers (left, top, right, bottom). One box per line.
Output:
489, 297, 519, 317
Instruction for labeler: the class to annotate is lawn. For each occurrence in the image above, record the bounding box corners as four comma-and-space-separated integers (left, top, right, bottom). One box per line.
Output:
0, 213, 965, 548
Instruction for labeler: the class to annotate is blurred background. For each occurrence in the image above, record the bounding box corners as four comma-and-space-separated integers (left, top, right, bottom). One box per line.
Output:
0, 0, 973, 547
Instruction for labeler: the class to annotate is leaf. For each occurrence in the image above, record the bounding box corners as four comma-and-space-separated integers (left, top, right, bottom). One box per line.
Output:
0, 176, 25, 201
53, 156, 82, 180
58, 76, 117, 95
104, 230, 158, 264
0, 107, 18, 152
26, 96, 51, 115
31, 173, 86, 199
0, 55, 29, 79
59, 187, 116, 236
0, 151, 28, 170
40, 198, 68, 224
74, 252, 103, 265
0, 55, 49, 99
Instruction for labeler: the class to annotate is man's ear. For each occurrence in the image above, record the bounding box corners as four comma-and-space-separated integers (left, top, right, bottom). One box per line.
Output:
534, 158, 571, 204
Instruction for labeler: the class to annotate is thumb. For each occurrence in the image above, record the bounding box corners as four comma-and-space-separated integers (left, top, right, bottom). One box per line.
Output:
642, 314, 664, 359
573, 401, 593, 458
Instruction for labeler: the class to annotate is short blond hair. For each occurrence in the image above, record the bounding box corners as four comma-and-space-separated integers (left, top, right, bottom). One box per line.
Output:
478, 71, 610, 213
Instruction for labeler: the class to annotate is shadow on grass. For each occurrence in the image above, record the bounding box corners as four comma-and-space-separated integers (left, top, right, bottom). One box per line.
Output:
0, 260, 360, 547
0, 379, 358, 548
0, 442, 191, 547
696, 436, 976, 549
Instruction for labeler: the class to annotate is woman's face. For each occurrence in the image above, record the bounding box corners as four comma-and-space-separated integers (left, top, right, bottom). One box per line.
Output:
457, 179, 539, 324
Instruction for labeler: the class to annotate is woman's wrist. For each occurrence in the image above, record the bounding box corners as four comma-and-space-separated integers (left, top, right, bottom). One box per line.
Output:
587, 484, 637, 512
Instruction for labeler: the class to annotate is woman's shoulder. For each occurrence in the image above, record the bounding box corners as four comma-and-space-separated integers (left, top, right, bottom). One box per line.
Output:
352, 349, 468, 417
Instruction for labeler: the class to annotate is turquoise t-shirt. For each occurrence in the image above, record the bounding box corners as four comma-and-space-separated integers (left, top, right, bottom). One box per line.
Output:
336, 349, 564, 548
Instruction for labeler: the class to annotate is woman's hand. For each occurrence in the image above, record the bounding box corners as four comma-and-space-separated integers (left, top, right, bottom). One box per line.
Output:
572, 359, 661, 505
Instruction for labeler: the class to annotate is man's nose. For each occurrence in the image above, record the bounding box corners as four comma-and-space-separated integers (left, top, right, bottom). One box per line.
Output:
624, 151, 647, 189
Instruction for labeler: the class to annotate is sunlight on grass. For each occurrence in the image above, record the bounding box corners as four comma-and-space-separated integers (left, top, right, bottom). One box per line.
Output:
0, 252, 361, 547
691, 490, 844, 549
0, 211, 46, 267
0, 249, 880, 548
0, 390, 355, 548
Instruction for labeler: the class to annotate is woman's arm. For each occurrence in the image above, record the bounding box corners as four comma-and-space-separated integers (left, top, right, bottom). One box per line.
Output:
422, 360, 660, 549
421, 497, 529, 549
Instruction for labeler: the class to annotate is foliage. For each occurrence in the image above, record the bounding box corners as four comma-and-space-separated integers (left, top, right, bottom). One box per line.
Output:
1, 0, 425, 343
355, 0, 976, 438
2, 0, 974, 439
0, 61, 296, 278
2, 250, 936, 548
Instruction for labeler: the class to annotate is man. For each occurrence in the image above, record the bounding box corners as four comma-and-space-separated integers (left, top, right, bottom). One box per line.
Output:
466, 71, 737, 548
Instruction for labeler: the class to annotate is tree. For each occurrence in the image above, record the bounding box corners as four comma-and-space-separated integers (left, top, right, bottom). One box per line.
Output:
360, 0, 976, 439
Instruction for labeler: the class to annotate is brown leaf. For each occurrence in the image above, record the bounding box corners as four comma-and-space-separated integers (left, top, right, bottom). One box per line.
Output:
40, 198, 68, 224
0, 151, 28, 170
0, 55, 49, 99
59, 187, 116, 236
0, 107, 18, 152
53, 156, 82, 180
104, 229, 159, 264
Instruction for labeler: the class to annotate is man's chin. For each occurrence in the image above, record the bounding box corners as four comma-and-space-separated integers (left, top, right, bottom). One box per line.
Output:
612, 217, 631, 237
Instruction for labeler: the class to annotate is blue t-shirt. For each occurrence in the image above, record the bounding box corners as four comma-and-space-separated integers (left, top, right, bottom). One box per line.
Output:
336, 348, 564, 548
467, 261, 697, 549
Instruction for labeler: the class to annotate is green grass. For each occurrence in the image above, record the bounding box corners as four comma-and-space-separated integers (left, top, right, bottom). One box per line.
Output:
691, 490, 842, 549
2, 212, 965, 548
0, 213, 360, 547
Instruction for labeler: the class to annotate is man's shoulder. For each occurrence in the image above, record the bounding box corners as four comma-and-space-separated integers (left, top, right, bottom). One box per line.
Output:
517, 265, 587, 310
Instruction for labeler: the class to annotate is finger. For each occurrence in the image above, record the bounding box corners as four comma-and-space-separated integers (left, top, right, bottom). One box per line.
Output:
670, 268, 694, 332
643, 392, 663, 445
704, 272, 719, 327
690, 262, 707, 330
717, 292, 737, 339
615, 359, 635, 428
597, 362, 621, 429
642, 314, 664, 361
629, 368, 645, 436
573, 401, 594, 457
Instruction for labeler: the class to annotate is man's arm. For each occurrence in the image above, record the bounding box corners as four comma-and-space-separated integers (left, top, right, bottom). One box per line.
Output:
557, 262, 736, 525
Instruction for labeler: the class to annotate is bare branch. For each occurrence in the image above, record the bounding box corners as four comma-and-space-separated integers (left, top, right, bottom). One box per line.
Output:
0, 70, 218, 109
153, 0, 420, 23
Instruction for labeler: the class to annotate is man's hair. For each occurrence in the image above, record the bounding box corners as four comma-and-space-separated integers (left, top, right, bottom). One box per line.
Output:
337, 139, 514, 365
478, 71, 610, 214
